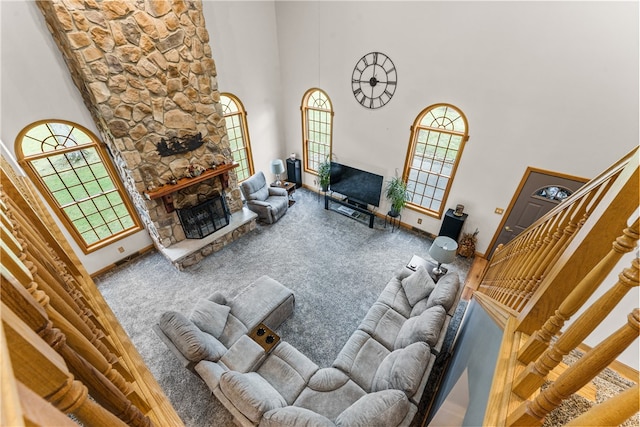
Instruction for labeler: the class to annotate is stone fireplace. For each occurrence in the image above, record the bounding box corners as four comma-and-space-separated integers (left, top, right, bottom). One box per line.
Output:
36, 0, 257, 268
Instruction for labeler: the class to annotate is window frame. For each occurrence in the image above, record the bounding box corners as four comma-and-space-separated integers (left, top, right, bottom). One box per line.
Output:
301, 88, 334, 174
15, 119, 143, 254
402, 103, 470, 219
220, 93, 254, 182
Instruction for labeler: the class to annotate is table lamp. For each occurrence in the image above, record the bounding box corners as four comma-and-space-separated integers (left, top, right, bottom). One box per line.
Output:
270, 159, 285, 185
429, 236, 458, 277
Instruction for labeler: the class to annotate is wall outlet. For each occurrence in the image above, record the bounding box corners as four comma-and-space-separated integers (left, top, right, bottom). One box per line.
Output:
117, 246, 125, 253
417, 218, 422, 224
494, 207, 504, 215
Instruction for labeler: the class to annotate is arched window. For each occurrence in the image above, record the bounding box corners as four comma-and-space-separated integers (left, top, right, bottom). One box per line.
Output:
220, 93, 254, 182
403, 104, 469, 218
15, 120, 142, 253
301, 88, 333, 173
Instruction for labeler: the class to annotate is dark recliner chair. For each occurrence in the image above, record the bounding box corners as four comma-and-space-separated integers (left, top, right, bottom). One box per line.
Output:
240, 171, 288, 224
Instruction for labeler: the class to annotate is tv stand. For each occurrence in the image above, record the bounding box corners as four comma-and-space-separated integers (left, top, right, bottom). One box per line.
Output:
325, 194, 375, 228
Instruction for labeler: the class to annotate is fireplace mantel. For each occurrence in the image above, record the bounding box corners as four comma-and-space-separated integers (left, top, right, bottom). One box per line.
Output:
144, 162, 239, 212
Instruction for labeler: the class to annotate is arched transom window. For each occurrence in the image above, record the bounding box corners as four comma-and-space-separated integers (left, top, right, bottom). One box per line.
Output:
15, 120, 142, 253
301, 88, 333, 173
403, 104, 469, 218
220, 93, 254, 182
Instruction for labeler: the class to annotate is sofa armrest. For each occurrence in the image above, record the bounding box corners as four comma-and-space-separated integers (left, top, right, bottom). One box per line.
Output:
207, 291, 228, 305
268, 186, 288, 197
247, 199, 272, 208
153, 324, 195, 371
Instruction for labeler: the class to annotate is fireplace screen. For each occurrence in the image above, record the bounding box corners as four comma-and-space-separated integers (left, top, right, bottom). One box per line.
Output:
177, 196, 229, 239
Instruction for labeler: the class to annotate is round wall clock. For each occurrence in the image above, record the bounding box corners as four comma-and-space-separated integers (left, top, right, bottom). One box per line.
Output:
351, 52, 397, 109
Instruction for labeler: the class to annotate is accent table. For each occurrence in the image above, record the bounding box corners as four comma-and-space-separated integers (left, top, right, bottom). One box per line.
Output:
406, 254, 445, 283
271, 180, 296, 206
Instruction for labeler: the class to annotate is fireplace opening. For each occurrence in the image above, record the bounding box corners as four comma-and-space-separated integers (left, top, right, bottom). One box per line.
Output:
177, 195, 230, 239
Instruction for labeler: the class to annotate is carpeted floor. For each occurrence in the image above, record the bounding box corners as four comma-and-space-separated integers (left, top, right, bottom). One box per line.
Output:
542, 350, 639, 427
95, 188, 473, 426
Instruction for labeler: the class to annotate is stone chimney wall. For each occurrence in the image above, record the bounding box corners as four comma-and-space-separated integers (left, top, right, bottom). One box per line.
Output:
36, 0, 243, 248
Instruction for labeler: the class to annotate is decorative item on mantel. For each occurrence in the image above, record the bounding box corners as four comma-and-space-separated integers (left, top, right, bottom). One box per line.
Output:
458, 228, 479, 258
156, 133, 205, 157
187, 162, 205, 178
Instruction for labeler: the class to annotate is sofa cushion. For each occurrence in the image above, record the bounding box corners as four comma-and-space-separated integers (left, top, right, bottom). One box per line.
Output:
158, 311, 227, 363
358, 303, 407, 351
376, 277, 413, 318
335, 390, 410, 427
394, 305, 446, 349
401, 265, 435, 306
425, 272, 460, 313
189, 298, 230, 338
333, 330, 390, 392
294, 376, 366, 421
258, 342, 319, 405
307, 368, 351, 391
220, 371, 287, 424
372, 342, 431, 396
409, 298, 430, 317
261, 406, 335, 427
217, 313, 248, 348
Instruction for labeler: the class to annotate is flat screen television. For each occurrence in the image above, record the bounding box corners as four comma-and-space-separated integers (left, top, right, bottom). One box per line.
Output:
330, 162, 384, 207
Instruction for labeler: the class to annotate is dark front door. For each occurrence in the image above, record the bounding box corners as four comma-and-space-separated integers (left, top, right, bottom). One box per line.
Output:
487, 168, 587, 258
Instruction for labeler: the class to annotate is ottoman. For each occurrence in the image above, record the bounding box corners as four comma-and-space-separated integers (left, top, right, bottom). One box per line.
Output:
229, 275, 295, 331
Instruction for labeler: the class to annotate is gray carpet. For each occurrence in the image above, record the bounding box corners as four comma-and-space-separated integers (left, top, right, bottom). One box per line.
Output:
95, 188, 472, 426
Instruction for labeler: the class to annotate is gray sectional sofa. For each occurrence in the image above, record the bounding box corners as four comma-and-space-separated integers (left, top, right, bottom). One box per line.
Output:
155, 263, 461, 427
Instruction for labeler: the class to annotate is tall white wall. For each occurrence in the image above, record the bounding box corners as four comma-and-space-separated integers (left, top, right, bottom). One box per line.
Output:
202, 1, 285, 176
275, 1, 639, 255
0, 1, 153, 274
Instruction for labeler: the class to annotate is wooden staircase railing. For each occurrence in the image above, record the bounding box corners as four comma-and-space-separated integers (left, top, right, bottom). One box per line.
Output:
476, 147, 639, 426
1, 155, 183, 426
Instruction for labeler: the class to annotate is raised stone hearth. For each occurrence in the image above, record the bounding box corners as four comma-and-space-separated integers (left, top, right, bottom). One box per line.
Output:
36, 0, 256, 267
160, 208, 257, 270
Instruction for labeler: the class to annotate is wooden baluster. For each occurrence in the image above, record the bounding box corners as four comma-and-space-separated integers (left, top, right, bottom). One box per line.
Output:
2, 234, 115, 361
8, 211, 108, 338
500, 225, 546, 301
481, 172, 614, 306
565, 383, 639, 426
11, 213, 92, 306
1, 237, 133, 396
0, 171, 84, 280
1, 270, 153, 427
507, 308, 639, 426
3, 192, 133, 387
517, 220, 639, 365
513, 255, 639, 398
491, 231, 533, 301
503, 222, 553, 308
510, 199, 586, 311
1, 303, 128, 427
16, 381, 79, 427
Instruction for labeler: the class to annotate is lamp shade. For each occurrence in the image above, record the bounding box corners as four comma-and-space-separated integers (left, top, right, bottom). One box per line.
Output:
270, 159, 285, 175
429, 236, 458, 265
